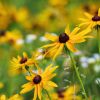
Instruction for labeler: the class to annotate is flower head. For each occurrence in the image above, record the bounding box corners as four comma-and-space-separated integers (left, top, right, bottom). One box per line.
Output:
20, 64, 58, 100
10, 52, 35, 75
42, 26, 92, 60
79, 8, 100, 29
52, 85, 82, 100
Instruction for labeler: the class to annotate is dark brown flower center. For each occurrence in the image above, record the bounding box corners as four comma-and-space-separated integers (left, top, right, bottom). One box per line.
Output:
92, 15, 100, 21
33, 75, 42, 84
59, 33, 69, 43
0, 30, 6, 36
20, 57, 27, 64
57, 88, 65, 98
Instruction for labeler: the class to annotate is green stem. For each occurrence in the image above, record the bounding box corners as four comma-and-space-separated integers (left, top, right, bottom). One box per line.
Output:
97, 27, 100, 55
44, 89, 51, 100
64, 47, 88, 99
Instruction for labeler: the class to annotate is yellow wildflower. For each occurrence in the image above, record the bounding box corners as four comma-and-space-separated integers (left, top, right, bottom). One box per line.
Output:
52, 85, 82, 100
79, 8, 100, 29
10, 52, 34, 75
20, 64, 58, 100
42, 26, 92, 60
0, 95, 6, 100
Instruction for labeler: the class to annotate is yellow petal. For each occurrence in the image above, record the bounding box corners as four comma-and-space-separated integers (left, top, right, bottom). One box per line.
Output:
48, 81, 58, 87
84, 12, 92, 19
53, 44, 64, 60
23, 52, 28, 58
45, 73, 57, 81
20, 82, 34, 94
70, 27, 80, 37
42, 64, 53, 75
45, 33, 58, 41
44, 43, 60, 56
26, 76, 33, 81
73, 28, 91, 38
65, 25, 70, 35
79, 22, 91, 27
98, 8, 100, 16
48, 66, 58, 75
79, 18, 89, 22
66, 85, 80, 95
33, 86, 38, 100
69, 38, 86, 43
66, 42, 77, 52
42, 42, 57, 48
37, 84, 42, 100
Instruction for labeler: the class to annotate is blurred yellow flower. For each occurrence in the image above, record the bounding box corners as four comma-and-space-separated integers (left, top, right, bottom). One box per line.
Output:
32, 7, 68, 33
0, 3, 10, 30
49, 0, 68, 6
0, 29, 23, 49
42, 26, 92, 60
8, 94, 23, 100
10, 52, 35, 75
0, 95, 6, 100
0, 82, 4, 89
79, 8, 100, 29
51, 85, 82, 100
6, 30, 23, 46
20, 64, 58, 100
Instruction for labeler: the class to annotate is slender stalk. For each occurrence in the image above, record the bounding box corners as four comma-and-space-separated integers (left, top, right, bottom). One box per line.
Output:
96, 26, 100, 54
64, 46, 88, 99
25, 66, 32, 76
44, 89, 51, 100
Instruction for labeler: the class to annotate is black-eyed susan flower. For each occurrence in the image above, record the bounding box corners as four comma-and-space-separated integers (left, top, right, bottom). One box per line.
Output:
42, 26, 92, 60
79, 8, 100, 29
5, 29, 23, 49
20, 64, 58, 100
10, 52, 35, 75
51, 85, 82, 100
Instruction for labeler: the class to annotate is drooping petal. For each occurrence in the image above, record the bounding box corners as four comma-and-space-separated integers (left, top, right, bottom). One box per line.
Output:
44, 43, 60, 56
53, 44, 64, 60
41, 42, 57, 48
20, 82, 34, 94
37, 84, 42, 100
33, 86, 38, 100
66, 42, 77, 52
